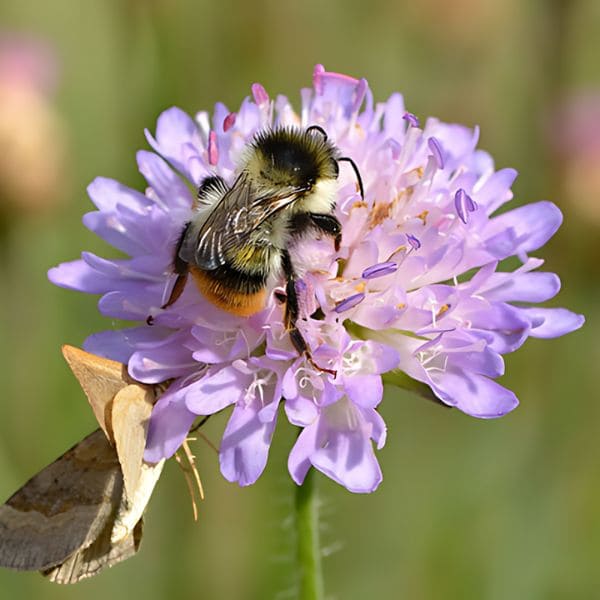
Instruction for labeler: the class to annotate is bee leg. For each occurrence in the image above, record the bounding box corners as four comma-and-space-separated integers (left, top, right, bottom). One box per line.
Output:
161, 271, 188, 309
147, 223, 191, 325
281, 250, 337, 377
308, 213, 342, 251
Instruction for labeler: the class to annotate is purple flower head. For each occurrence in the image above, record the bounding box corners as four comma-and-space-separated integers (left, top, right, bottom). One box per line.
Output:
49, 65, 584, 493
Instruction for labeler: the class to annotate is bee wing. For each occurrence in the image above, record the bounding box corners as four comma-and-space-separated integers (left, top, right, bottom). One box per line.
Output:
180, 172, 305, 270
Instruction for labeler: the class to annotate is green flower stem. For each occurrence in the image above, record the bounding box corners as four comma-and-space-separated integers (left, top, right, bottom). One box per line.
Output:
295, 468, 324, 600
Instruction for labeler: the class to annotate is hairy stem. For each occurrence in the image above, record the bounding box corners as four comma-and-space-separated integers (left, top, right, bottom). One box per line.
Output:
295, 468, 324, 600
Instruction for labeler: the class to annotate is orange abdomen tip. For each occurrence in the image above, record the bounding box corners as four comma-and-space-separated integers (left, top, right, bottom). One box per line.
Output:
190, 267, 267, 317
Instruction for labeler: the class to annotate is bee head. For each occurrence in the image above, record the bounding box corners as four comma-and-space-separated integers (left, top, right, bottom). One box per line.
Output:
245, 127, 339, 191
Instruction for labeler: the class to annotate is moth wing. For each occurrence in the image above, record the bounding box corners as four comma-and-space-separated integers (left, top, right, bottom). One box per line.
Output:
0, 348, 163, 583
42, 519, 143, 585
181, 172, 304, 270
111, 383, 156, 498
0, 429, 122, 572
62, 345, 132, 441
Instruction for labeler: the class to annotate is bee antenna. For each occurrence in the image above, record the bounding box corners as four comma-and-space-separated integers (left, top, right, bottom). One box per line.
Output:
306, 124, 328, 140
337, 156, 365, 200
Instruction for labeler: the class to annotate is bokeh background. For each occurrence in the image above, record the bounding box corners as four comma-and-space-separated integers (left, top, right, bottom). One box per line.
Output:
0, 1, 597, 598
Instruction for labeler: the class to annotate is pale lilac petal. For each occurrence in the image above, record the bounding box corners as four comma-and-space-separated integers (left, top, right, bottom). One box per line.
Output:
482, 271, 561, 303
87, 177, 151, 213
284, 395, 320, 426
137, 150, 193, 211
98, 290, 154, 320
520, 307, 585, 338
365, 341, 400, 374
484, 202, 563, 257
431, 371, 519, 418
48, 259, 114, 293
185, 366, 246, 414
353, 302, 404, 330
82, 211, 149, 256
313, 64, 363, 117
477, 168, 517, 213
220, 401, 278, 486
288, 422, 319, 485
344, 374, 383, 408
144, 386, 196, 462
83, 326, 170, 363
312, 427, 382, 493
382, 93, 407, 135
145, 107, 202, 178
361, 407, 387, 449
129, 334, 196, 383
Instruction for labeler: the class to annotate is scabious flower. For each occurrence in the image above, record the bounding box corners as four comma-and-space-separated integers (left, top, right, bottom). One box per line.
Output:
49, 65, 584, 493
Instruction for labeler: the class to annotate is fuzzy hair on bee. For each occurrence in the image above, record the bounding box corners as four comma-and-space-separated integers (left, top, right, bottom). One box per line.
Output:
155, 125, 363, 372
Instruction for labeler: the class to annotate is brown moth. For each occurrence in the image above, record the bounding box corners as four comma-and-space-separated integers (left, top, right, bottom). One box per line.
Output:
0, 345, 164, 584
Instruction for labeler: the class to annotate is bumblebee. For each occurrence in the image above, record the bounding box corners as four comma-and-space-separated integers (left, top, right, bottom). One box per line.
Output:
161, 125, 363, 370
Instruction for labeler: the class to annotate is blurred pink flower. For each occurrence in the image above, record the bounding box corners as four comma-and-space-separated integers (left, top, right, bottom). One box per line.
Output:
551, 90, 600, 225
0, 34, 67, 213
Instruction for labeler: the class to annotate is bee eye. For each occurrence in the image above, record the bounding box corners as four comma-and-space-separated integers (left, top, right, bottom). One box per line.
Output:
332, 160, 340, 177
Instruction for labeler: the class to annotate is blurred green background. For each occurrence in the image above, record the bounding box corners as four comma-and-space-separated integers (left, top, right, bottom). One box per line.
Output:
0, 0, 597, 598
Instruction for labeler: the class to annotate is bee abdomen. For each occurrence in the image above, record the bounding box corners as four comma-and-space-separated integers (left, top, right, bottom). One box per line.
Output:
190, 264, 268, 317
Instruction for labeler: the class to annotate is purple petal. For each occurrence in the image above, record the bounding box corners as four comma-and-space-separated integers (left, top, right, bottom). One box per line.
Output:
98, 290, 152, 320
477, 168, 517, 213
311, 426, 382, 494
482, 271, 561, 303
288, 421, 319, 485
48, 259, 112, 294
82, 211, 149, 256
353, 302, 404, 330
83, 326, 170, 364
220, 401, 278, 486
137, 150, 193, 211
520, 307, 585, 338
431, 371, 519, 418
185, 366, 246, 414
312, 64, 364, 118
289, 399, 384, 493
360, 341, 401, 374
361, 407, 387, 449
344, 374, 383, 408
284, 395, 320, 426
382, 93, 406, 136
145, 107, 202, 179
484, 201, 563, 257
87, 177, 151, 213
144, 387, 196, 462
128, 334, 196, 383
